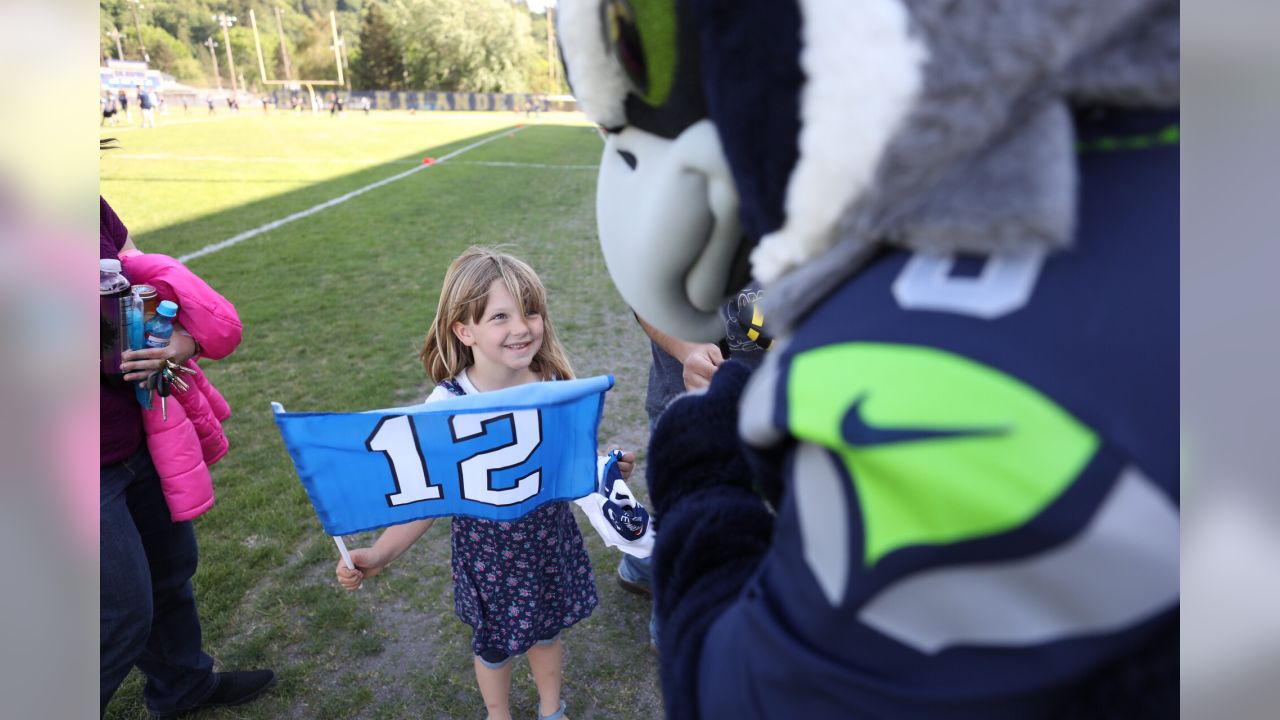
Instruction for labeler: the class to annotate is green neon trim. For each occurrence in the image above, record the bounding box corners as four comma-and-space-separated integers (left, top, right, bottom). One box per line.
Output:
1077, 124, 1179, 153
788, 343, 1098, 567
633, 0, 677, 107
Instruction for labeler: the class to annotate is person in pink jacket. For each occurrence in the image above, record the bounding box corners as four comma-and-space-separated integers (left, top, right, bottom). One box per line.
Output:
119, 249, 240, 521
101, 195, 275, 718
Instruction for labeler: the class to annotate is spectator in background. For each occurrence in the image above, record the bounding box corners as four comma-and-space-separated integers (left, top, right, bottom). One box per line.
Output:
621, 285, 771, 648
118, 88, 130, 123
101, 93, 118, 127
137, 85, 155, 129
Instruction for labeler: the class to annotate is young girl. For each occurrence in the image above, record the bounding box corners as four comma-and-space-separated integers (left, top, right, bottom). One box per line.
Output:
336, 247, 634, 720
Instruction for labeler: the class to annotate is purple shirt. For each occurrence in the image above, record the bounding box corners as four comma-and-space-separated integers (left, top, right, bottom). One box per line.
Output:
101, 197, 143, 466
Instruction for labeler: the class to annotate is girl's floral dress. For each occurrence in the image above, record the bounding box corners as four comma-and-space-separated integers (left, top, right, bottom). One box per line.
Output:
438, 377, 598, 657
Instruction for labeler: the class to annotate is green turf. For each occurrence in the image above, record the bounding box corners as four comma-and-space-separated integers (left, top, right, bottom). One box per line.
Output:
101, 111, 660, 720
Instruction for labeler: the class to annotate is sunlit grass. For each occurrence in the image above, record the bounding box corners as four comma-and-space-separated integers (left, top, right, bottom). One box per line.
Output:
102, 110, 658, 720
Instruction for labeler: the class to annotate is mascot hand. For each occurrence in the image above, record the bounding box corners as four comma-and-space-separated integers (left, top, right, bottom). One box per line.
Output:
648, 360, 753, 518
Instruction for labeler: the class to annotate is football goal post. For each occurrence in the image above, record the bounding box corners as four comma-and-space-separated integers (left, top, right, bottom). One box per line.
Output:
248, 8, 345, 113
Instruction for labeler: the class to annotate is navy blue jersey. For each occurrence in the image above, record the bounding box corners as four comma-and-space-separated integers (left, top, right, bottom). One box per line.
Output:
650, 110, 1179, 719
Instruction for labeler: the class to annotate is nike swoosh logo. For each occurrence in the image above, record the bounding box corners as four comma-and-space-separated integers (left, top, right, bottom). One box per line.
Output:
841, 394, 1007, 447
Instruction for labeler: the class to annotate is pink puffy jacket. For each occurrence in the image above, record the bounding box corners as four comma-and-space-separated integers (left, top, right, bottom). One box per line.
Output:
121, 250, 242, 521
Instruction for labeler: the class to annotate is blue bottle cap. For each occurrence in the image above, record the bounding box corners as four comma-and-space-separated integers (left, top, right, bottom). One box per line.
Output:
157, 300, 179, 317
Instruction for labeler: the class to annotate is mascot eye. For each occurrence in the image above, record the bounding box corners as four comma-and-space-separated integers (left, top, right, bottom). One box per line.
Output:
617, 149, 638, 170
604, 0, 648, 97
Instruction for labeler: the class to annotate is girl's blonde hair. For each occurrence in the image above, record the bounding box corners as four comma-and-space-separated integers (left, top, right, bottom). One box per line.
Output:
421, 246, 575, 383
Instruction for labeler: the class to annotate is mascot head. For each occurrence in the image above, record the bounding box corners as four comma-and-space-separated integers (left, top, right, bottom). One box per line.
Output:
561, 1, 1179, 342
558, 0, 927, 341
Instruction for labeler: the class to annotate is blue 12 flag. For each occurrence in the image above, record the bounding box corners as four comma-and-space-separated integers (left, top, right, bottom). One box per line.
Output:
273, 375, 614, 536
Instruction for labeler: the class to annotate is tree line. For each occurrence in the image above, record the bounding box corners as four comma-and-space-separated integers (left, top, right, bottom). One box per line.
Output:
99, 0, 567, 95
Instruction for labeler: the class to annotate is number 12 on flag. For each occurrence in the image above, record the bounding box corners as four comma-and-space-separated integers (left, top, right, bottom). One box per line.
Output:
272, 375, 614, 551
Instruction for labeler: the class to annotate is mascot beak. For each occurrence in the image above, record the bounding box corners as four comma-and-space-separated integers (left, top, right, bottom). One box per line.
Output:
559, 0, 745, 340
596, 120, 749, 342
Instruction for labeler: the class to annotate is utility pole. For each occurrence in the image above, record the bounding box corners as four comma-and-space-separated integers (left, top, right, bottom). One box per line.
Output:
214, 14, 239, 95
205, 36, 222, 91
274, 6, 293, 82
107, 26, 125, 61
127, 0, 150, 63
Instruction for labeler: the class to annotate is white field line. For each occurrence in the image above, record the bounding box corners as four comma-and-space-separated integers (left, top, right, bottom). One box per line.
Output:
113, 154, 597, 170
115, 153, 406, 165
177, 125, 525, 264
99, 113, 239, 133
452, 160, 597, 169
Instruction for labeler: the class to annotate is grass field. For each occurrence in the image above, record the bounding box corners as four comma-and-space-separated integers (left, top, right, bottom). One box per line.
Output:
101, 110, 661, 719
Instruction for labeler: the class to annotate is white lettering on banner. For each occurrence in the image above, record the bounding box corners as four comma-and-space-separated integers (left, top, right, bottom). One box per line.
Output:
365, 410, 545, 508
451, 410, 544, 506
366, 415, 443, 506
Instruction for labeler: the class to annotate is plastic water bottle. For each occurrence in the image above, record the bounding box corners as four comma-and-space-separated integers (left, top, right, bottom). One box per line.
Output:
100, 258, 129, 295
100, 259, 131, 379
144, 300, 179, 349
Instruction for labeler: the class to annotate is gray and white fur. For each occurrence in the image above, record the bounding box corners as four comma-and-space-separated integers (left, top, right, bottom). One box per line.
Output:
762, 0, 1179, 331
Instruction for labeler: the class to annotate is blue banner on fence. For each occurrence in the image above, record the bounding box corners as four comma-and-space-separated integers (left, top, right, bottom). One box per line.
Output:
272, 89, 560, 113
273, 375, 613, 536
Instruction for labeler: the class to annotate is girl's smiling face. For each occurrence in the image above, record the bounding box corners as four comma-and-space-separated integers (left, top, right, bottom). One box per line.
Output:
452, 279, 545, 382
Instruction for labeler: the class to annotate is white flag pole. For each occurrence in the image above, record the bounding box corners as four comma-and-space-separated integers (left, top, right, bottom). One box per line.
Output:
333, 536, 355, 570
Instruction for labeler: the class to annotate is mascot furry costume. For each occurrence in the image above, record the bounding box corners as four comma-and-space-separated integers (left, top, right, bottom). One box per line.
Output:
558, 1, 1178, 717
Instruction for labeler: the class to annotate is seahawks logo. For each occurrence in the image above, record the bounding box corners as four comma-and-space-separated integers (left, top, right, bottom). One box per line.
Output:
598, 450, 651, 540
603, 499, 650, 540
731, 294, 773, 350
740, 301, 772, 349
